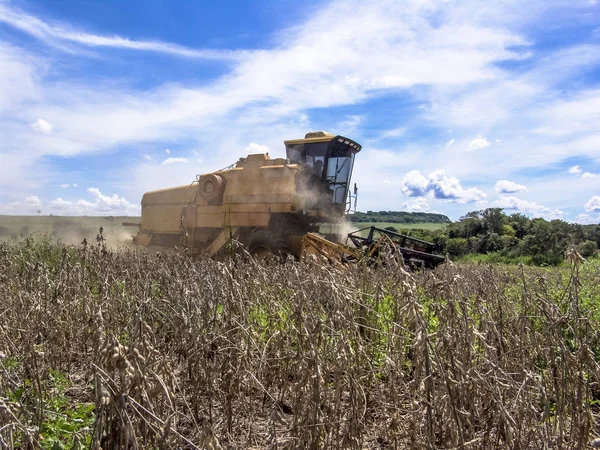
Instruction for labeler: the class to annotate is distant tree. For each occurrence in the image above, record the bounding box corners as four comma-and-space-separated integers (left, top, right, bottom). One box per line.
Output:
571, 224, 585, 243
548, 219, 571, 257
445, 238, 468, 256
501, 224, 516, 237
578, 240, 598, 258
485, 232, 504, 253
507, 213, 528, 238
583, 225, 600, 247
482, 208, 505, 234
461, 210, 482, 220
432, 234, 447, 253
349, 211, 451, 224
447, 215, 483, 239
501, 235, 519, 253
423, 208, 599, 265
463, 217, 484, 238
520, 235, 539, 256
523, 219, 551, 255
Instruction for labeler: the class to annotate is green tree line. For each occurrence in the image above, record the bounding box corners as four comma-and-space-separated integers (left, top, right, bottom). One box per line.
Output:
387, 208, 599, 265
349, 210, 452, 224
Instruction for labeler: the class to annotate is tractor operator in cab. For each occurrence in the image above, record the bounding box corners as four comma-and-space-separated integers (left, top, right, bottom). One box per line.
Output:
312, 160, 324, 178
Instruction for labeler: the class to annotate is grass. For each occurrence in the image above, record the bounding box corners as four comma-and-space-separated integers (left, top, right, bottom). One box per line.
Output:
0, 234, 598, 448
457, 251, 558, 266
457, 251, 600, 268
320, 221, 447, 237
351, 221, 447, 231
3, 362, 95, 450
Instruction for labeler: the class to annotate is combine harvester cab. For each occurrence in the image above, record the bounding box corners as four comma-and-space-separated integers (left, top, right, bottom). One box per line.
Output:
132, 131, 362, 259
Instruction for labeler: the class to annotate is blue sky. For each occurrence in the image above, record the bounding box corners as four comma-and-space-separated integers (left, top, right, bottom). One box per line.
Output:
0, 0, 599, 222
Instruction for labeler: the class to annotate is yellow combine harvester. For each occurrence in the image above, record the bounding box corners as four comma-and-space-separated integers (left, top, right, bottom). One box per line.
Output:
132, 131, 361, 260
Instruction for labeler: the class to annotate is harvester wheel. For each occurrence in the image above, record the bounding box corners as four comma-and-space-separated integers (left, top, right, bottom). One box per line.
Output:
199, 174, 224, 203
250, 245, 271, 262
249, 231, 291, 262
270, 238, 292, 261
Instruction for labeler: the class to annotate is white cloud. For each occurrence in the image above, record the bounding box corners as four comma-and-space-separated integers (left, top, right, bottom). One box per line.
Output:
426, 64, 600, 183
299, 114, 310, 126
584, 196, 600, 212
574, 213, 599, 224
59, 184, 69, 188
50, 197, 78, 209
382, 180, 392, 188
400, 169, 485, 203
0, 3, 241, 60
0, 195, 41, 215
445, 139, 455, 148
30, 118, 53, 134
380, 127, 405, 139
0, 0, 598, 218
568, 165, 598, 179
493, 195, 564, 219
245, 143, 270, 154
143, 154, 152, 161
49, 188, 138, 215
86, 188, 136, 212
568, 166, 597, 180
427, 170, 486, 203
161, 157, 187, 165
339, 115, 361, 130
0, 44, 39, 114
0, 0, 531, 165
494, 180, 527, 193
165, 148, 170, 155
433, 43, 600, 132
467, 136, 490, 151
0, 0, 540, 218
25, 195, 41, 207
400, 170, 429, 197
401, 198, 430, 212
72, 183, 78, 187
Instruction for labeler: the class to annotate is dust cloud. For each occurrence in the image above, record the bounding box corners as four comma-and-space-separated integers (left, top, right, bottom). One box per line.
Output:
335, 221, 357, 244
0, 216, 139, 249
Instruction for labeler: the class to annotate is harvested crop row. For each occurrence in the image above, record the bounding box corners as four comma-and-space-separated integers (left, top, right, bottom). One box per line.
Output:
0, 236, 598, 449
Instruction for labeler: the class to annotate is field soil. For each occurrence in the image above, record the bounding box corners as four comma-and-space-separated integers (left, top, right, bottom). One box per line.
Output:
0, 216, 444, 246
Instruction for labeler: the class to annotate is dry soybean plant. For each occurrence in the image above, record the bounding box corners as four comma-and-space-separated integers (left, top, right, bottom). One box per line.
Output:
0, 235, 599, 449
